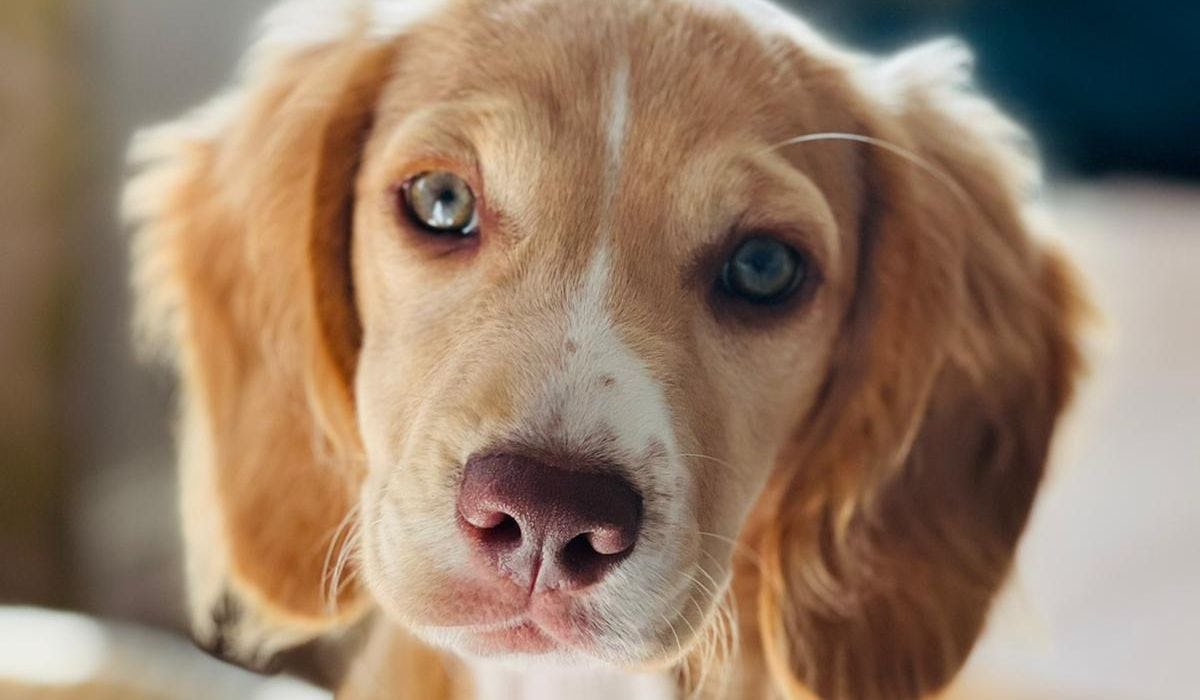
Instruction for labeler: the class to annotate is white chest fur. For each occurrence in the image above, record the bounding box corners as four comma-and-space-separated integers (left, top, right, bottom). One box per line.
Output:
468, 662, 675, 700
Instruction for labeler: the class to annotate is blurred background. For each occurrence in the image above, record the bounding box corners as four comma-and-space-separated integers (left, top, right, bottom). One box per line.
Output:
1, 0, 1196, 698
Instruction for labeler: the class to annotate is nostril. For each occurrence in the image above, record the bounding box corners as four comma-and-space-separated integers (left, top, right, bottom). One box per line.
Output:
561, 534, 600, 571
587, 525, 634, 556
462, 506, 509, 530
478, 513, 522, 548
461, 507, 524, 549
558, 528, 634, 588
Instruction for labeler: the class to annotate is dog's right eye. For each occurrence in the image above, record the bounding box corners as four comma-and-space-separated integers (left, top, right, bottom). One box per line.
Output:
400, 171, 479, 236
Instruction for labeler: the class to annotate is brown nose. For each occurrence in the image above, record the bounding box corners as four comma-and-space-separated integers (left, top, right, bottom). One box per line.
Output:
457, 453, 642, 592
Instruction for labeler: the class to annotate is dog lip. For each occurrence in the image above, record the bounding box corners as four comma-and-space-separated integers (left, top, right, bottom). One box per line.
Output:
462, 617, 562, 655
434, 602, 599, 656
472, 619, 556, 653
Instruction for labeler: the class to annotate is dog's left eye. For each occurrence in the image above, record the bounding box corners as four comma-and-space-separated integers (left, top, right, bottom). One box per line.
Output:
400, 171, 479, 236
720, 236, 807, 304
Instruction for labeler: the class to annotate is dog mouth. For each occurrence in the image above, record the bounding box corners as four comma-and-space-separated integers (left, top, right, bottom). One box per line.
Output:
461, 618, 561, 656
410, 574, 704, 666
362, 521, 713, 667
423, 595, 605, 660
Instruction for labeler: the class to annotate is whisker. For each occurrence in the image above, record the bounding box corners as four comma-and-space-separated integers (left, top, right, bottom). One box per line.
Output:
662, 612, 692, 698
330, 526, 361, 603
678, 566, 740, 699
678, 452, 738, 471
676, 588, 710, 696
766, 131, 981, 221
698, 560, 740, 698
697, 530, 769, 580
321, 503, 361, 613
768, 130, 974, 205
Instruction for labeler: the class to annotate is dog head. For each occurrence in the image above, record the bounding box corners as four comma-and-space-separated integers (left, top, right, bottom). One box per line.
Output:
126, 0, 1084, 696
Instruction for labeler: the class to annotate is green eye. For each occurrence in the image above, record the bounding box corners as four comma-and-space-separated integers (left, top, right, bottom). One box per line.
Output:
401, 171, 479, 236
720, 237, 807, 304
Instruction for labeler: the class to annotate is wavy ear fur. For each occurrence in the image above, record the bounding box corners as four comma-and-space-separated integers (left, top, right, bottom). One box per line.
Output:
124, 5, 403, 669
750, 41, 1087, 700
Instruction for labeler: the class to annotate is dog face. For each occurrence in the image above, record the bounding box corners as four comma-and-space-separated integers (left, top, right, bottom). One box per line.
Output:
350, 1, 856, 666
127, 0, 1084, 696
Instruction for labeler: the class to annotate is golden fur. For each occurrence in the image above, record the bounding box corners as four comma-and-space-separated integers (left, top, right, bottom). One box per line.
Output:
126, 1, 1086, 697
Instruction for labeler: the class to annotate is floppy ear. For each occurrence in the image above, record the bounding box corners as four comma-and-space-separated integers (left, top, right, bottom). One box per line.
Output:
749, 41, 1088, 699
124, 4, 408, 670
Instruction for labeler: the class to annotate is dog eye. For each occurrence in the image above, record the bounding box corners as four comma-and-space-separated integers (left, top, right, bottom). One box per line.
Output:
720, 237, 807, 304
400, 171, 479, 236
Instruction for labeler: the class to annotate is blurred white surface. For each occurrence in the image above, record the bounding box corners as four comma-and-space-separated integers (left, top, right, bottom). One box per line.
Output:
951, 180, 1200, 700
0, 607, 329, 700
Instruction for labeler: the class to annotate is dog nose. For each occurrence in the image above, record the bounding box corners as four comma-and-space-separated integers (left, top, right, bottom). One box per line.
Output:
457, 453, 642, 591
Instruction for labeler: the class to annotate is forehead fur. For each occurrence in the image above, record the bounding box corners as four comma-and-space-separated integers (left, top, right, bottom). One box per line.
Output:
348, 0, 871, 370
130, 0, 1037, 240
374, 3, 872, 198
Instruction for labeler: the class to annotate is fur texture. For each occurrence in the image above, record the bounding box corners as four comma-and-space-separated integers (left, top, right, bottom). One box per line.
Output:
125, 1, 1086, 697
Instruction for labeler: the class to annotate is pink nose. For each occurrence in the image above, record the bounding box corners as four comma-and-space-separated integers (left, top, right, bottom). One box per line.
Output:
457, 453, 642, 591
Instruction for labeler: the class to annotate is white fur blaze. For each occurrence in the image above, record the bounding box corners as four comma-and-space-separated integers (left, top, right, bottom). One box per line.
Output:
542, 246, 680, 469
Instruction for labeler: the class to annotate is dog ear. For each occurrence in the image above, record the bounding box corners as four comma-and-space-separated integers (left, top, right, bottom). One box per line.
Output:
748, 41, 1088, 699
124, 4, 414, 670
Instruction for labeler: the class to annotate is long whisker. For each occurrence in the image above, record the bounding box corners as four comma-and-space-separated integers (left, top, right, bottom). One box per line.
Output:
767, 131, 981, 220
678, 453, 738, 471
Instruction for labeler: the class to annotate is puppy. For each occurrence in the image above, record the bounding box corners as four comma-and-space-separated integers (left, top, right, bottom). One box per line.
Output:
125, 0, 1086, 697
